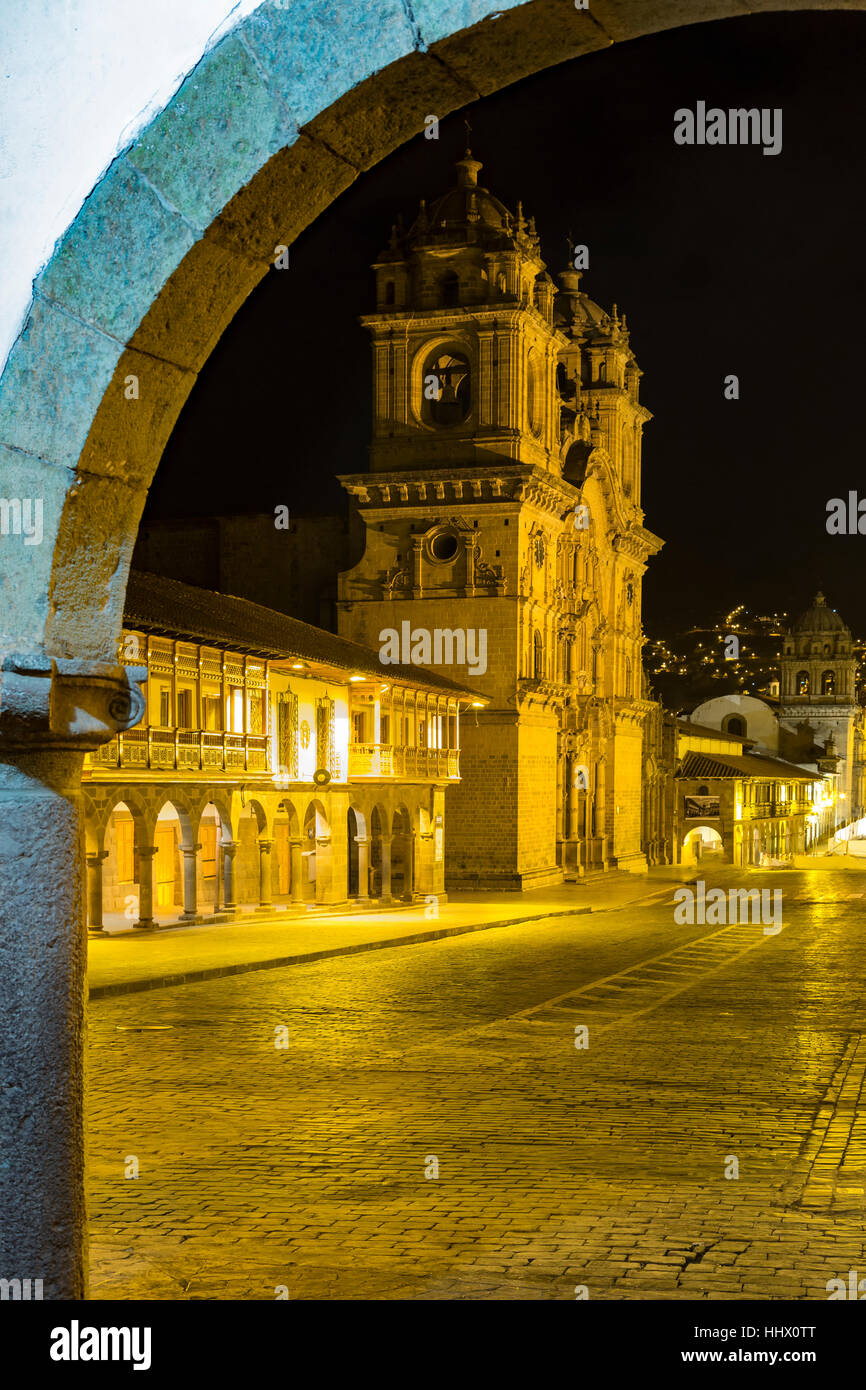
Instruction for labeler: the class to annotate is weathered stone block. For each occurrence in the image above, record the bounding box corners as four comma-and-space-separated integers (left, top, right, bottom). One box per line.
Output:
0, 445, 71, 652
0, 297, 122, 473
589, 0, 749, 43
412, 0, 527, 48
34, 158, 198, 345
210, 136, 356, 263
131, 236, 265, 374
305, 52, 478, 173
243, 0, 417, 131
431, 0, 608, 95
77, 349, 196, 491
125, 33, 298, 233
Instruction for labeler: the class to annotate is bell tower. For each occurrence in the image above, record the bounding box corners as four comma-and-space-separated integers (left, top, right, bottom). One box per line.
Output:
338, 149, 663, 888
365, 147, 563, 477
780, 592, 865, 817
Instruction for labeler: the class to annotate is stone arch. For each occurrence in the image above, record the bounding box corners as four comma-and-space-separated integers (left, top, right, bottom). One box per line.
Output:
1, 0, 856, 1303
682, 825, 724, 864
243, 796, 270, 836
0, 1, 845, 668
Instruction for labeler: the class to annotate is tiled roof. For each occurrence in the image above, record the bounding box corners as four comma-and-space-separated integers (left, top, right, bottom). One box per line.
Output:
676, 719, 750, 745
677, 750, 817, 781
124, 570, 481, 700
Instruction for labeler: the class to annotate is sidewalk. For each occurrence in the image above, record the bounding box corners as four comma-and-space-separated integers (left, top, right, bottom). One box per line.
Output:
87, 870, 687, 1000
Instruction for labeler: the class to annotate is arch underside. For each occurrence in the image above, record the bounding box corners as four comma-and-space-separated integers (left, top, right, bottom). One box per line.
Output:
0, 0, 854, 662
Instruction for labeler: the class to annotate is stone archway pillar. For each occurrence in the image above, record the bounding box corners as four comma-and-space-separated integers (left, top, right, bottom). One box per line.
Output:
257, 836, 274, 910
181, 842, 201, 920
315, 835, 334, 904
289, 838, 304, 904
86, 849, 108, 933
354, 835, 370, 900
379, 834, 393, 904
0, 656, 146, 1300
221, 840, 238, 912
135, 846, 158, 928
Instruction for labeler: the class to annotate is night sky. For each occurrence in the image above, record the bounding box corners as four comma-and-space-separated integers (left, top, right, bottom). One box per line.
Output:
147, 11, 866, 637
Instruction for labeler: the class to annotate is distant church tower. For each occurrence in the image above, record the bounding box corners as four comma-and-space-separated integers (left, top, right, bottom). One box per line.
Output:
780, 592, 865, 817
337, 149, 663, 888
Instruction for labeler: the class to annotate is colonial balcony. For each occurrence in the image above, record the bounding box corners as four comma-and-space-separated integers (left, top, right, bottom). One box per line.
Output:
348, 743, 460, 780
88, 727, 269, 773
738, 799, 812, 822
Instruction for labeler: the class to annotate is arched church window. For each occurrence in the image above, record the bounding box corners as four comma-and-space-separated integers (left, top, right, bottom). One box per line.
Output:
384, 281, 395, 305
440, 271, 460, 307
724, 715, 746, 737
797, 670, 810, 696
623, 655, 632, 697
533, 631, 544, 679
598, 359, 607, 383
822, 670, 836, 696
422, 351, 471, 427
497, 271, 507, 294
527, 348, 544, 438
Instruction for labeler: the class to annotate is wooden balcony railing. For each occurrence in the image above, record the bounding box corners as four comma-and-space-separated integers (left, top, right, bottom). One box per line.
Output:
89, 727, 269, 773
348, 744, 460, 779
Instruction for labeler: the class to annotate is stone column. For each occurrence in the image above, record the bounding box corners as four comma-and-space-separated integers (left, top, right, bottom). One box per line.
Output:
134, 846, 158, 929
86, 849, 108, 934
181, 842, 200, 920
379, 834, 393, 903
289, 838, 304, 904
221, 840, 237, 912
354, 835, 370, 900
0, 748, 88, 1299
0, 654, 147, 1300
257, 836, 274, 910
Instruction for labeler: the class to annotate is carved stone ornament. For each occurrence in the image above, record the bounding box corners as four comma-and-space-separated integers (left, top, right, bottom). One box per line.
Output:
0, 654, 148, 751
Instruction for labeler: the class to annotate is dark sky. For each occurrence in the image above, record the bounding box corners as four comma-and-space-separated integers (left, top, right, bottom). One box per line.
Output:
147, 11, 866, 637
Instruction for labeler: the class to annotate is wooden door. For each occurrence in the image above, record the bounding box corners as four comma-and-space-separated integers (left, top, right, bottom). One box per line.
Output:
154, 825, 176, 908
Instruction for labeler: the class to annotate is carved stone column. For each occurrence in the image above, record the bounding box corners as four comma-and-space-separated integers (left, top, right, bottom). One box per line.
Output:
289, 837, 304, 904
379, 833, 393, 903
221, 840, 237, 912
181, 842, 200, 920
257, 836, 274, 910
0, 653, 147, 1300
354, 835, 370, 900
135, 846, 157, 929
86, 849, 108, 933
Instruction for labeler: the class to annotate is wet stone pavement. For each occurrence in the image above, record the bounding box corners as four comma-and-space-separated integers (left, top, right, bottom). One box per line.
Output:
87, 869, 866, 1300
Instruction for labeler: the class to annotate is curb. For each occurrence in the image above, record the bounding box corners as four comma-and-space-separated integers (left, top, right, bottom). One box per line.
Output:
88, 885, 677, 1001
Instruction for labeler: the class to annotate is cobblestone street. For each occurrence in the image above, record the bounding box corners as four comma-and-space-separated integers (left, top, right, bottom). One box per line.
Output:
87, 869, 866, 1300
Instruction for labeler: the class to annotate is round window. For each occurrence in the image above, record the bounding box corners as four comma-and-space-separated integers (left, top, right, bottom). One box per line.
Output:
430, 531, 459, 562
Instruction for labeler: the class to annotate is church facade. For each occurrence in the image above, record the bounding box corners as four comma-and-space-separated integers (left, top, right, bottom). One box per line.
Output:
335, 151, 664, 889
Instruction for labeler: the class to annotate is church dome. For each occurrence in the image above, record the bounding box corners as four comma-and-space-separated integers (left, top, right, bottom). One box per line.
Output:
406, 150, 538, 253
792, 591, 848, 634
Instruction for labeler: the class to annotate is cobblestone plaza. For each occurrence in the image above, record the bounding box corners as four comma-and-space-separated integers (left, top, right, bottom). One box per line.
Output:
88, 867, 866, 1300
